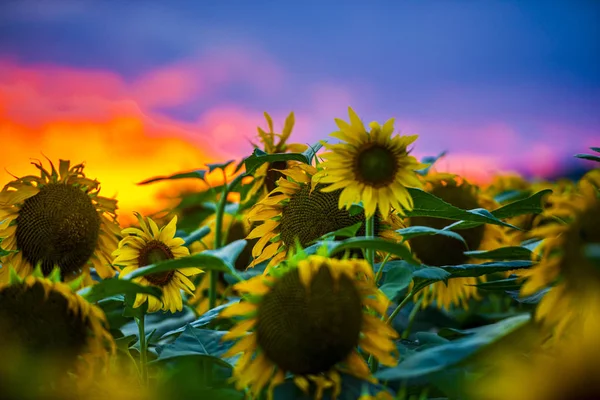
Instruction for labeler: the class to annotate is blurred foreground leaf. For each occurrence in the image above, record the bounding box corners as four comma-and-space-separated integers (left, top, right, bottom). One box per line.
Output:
375, 314, 530, 380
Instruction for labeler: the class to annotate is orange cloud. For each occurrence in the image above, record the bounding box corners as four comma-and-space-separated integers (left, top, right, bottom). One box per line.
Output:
0, 58, 256, 225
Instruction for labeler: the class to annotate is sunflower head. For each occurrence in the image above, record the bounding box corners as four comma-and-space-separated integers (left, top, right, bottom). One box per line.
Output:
113, 213, 202, 313
468, 305, 600, 400
220, 255, 398, 399
484, 173, 531, 199
246, 164, 401, 272
405, 174, 505, 310
314, 107, 426, 218
520, 169, 600, 335
0, 273, 114, 394
245, 111, 309, 200
0, 159, 120, 283
407, 174, 501, 266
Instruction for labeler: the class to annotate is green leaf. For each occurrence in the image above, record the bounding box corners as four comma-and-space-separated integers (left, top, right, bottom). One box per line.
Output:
374, 314, 531, 380
123, 256, 220, 281
494, 190, 530, 204
154, 325, 234, 369
120, 307, 196, 339
348, 204, 364, 216
124, 240, 246, 283
78, 279, 162, 303
206, 160, 235, 173
397, 226, 468, 248
183, 226, 211, 246
324, 237, 419, 265
96, 296, 130, 331
450, 189, 552, 231
380, 265, 413, 301
416, 331, 450, 346
416, 151, 446, 175
315, 221, 363, 242
489, 189, 552, 220
591, 147, 600, 153
413, 266, 451, 281
575, 154, 600, 162
302, 141, 323, 164
464, 246, 533, 260
506, 288, 550, 304
406, 188, 517, 229
443, 260, 533, 278
409, 261, 532, 294
0, 247, 17, 257
243, 148, 310, 175
137, 169, 207, 185
160, 300, 240, 340
122, 294, 149, 318
202, 240, 248, 276
114, 334, 138, 352
473, 277, 522, 291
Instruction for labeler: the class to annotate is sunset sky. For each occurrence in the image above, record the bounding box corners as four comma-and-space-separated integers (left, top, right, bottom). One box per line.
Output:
1, 0, 598, 220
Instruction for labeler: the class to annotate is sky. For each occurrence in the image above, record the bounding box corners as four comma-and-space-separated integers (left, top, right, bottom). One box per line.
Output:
0, 0, 598, 220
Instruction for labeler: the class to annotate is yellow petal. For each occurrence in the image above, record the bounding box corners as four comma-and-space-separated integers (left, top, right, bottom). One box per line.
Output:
220, 301, 258, 318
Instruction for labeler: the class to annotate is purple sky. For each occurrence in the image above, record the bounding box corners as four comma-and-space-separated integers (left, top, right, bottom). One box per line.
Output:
1, 0, 598, 181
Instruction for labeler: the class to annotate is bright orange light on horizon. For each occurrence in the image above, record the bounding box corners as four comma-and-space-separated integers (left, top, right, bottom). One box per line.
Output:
1, 114, 231, 226
0, 59, 252, 227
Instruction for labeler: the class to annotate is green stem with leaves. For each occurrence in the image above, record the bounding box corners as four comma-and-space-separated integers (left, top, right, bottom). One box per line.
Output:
209, 172, 247, 309
135, 315, 148, 384
386, 289, 416, 324
374, 253, 391, 284
365, 215, 375, 265
401, 297, 423, 339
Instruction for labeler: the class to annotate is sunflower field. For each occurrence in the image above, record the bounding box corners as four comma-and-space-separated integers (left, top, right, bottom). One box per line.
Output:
1, 108, 599, 400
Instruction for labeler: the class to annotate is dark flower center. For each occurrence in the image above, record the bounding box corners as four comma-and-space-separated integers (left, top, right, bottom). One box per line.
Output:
265, 161, 288, 193
562, 202, 600, 283
280, 183, 379, 250
354, 144, 399, 188
255, 265, 363, 374
0, 281, 89, 367
15, 183, 101, 278
227, 220, 253, 271
408, 183, 485, 266
137, 240, 175, 286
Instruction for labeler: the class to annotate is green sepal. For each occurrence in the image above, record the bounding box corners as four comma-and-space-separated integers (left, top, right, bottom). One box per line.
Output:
66, 275, 85, 292
8, 266, 23, 285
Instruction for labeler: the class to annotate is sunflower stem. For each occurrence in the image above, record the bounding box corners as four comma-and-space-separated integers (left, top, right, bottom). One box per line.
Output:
375, 253, 391, 284
401, 297, 423, 339
136, 315, 148, 385
210, 172, 247, 309
365, 215, 375, 266
386, 289, 415, 324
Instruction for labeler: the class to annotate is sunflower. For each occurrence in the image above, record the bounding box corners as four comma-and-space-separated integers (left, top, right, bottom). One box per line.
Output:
246, 163, 402, 272
0, 159, 120, 284
469, 301, 600, 400
244, 111, 308, 201
403, 174, 506, 310
188, 212, 253, 314
0, 274, 115, 396
484, 173, 531, 199
113, 213, 202, 313
519, 169, 600, 337
220, 255, 399, 400
313, 107, 425, 219
501, 178, 578, 247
